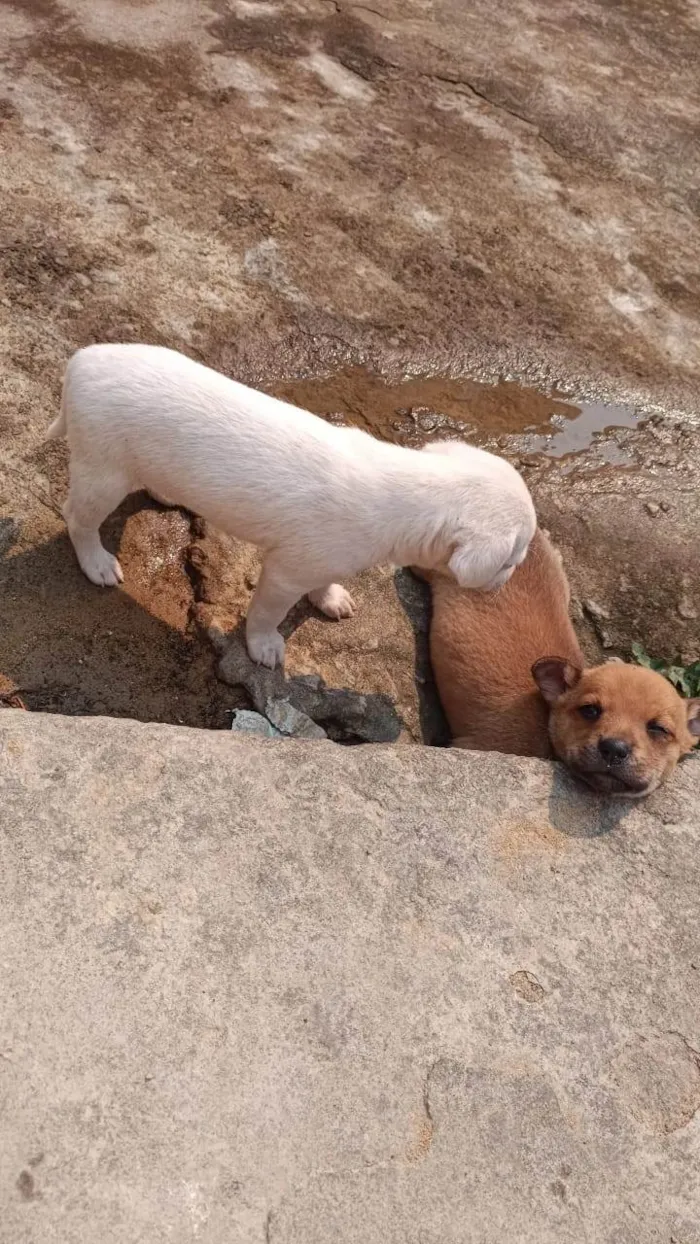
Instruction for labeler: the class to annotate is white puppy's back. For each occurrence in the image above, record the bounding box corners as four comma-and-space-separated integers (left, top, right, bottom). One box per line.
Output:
58, 345, 366, 541
54, 344, 532, 569
51, 343, 536, 667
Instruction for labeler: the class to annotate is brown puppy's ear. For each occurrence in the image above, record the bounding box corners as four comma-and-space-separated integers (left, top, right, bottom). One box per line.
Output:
531, 657, 583, 704
685, 699, 700, 737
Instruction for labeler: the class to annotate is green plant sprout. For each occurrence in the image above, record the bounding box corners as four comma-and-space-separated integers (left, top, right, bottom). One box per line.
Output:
631, 643, 700, 699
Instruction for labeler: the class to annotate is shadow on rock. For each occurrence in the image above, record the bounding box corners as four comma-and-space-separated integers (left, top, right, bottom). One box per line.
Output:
214, 625, 404, 744
547, 766, 634, 837
392, 567, 450, 746
0, 499, 236, 728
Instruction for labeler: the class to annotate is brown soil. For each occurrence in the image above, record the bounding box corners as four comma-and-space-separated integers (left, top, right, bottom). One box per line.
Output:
1, 0, 699, 733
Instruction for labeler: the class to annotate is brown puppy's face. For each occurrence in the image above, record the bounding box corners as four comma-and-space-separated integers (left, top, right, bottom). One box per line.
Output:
532, 658, 700, 797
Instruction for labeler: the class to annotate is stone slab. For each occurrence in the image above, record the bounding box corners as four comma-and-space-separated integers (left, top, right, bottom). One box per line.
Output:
1, 712, 699, 1242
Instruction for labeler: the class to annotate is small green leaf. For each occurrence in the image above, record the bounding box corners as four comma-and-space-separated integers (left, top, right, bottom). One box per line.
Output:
631, 642, 652, 667
666, 666, 691, 695
630, 643, 700, 700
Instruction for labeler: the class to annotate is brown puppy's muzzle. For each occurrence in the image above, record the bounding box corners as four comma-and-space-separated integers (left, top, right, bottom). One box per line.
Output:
564, 737, 653, 797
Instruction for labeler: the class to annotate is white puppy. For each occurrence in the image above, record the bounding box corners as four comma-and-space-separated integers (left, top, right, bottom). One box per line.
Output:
48, 344, 536, 668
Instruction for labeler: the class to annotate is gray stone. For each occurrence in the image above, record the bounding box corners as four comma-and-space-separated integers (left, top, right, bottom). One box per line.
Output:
264, 698, 327, 740
218, 632, 403, 744
217, 630, 286, 706
287, 676, 403, 745
2, 711, 700, 1243
230, 709, 282, 738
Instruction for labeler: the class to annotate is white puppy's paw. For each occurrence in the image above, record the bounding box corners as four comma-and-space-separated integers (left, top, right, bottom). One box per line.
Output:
246, 628, 285, 669
309, 584, 355, 620
80, 549, 124, 587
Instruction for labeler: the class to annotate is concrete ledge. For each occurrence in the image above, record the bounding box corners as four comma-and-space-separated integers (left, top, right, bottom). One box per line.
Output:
1, 713, 699, 1242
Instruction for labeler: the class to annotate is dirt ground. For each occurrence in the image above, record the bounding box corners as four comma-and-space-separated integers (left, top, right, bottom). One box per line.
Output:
1, 0, 700, 734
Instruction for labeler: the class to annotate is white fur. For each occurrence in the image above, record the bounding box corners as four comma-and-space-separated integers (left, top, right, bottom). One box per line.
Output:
48, 344, 536, 667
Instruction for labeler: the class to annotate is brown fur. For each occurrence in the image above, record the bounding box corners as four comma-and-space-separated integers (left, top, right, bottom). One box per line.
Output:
426, 528, 582, 758
424, 528, 700, 796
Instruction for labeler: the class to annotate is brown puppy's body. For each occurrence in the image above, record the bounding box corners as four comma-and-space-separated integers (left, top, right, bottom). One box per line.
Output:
427, 529, 582, 758
425, 528, 700, 796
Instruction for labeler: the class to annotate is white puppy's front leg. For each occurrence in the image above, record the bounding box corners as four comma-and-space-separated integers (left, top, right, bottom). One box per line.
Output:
245, 555, 307, 669
63, 465, 128, 587
308, 583, 355, 619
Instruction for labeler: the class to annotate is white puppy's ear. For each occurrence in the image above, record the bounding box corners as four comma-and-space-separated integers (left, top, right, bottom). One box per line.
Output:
447, 544, 482, 586
448, 536, 510, 590
532, 657, 583, 703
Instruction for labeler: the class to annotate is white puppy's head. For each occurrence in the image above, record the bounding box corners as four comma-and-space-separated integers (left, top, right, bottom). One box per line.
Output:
423, 440, 536, 591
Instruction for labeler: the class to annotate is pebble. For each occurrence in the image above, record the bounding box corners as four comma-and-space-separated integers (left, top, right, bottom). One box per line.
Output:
584, 599, 611, 621
645, 502, 660, 517
230, 709, 281, 738
678, 576, 697, 620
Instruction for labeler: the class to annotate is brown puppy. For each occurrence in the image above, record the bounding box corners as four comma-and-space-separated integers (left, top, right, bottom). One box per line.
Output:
424, 528, 700, 796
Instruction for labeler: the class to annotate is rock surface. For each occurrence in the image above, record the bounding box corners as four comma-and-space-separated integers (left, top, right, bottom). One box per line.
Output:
2, 711, 700, 1243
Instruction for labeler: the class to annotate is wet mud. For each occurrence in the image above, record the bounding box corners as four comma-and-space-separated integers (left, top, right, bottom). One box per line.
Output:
273, 369, 648, 466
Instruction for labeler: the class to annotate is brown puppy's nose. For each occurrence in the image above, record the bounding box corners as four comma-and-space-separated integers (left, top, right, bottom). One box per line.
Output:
598, 737, 631, 765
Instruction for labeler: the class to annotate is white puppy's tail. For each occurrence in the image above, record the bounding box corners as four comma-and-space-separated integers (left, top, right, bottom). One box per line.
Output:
46, 391, 67, 440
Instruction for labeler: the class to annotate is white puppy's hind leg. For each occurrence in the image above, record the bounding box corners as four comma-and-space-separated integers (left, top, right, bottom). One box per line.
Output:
246, 554, 321, 669
308, 583, 355, 619
64, 464, 129, 587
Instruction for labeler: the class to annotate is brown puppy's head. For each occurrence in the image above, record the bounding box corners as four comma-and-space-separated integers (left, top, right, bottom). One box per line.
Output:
532, 658, 700, 797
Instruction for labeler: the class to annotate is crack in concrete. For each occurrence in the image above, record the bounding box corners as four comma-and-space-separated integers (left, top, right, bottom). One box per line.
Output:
405, 1058, 439, 1161
423, 71, 566, 159
423, 1062, 436, 1127
349, 2, 392, 19
667, 1028, 700, 1065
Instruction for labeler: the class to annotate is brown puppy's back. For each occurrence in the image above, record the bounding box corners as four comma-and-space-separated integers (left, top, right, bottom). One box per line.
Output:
428, 528, 584, 757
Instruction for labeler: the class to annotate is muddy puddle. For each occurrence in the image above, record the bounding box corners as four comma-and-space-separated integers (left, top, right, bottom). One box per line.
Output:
272, 369, 648, 468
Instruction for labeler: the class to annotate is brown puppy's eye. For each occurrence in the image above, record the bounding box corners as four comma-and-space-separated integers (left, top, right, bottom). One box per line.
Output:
578, 703, 602, 722
647, 720, 672, 739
